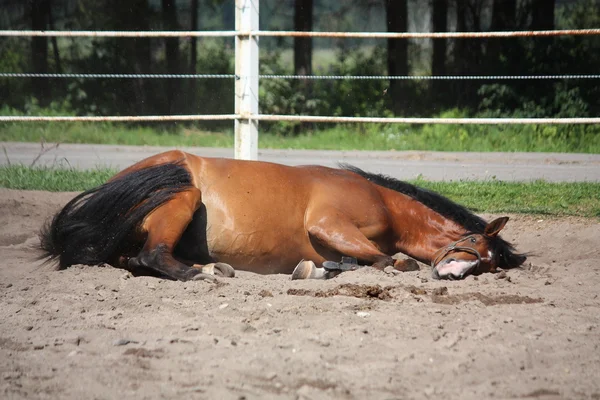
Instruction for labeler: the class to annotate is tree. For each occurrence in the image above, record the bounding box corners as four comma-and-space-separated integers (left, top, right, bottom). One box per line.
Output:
188, 0, 199, 113
450, 0, 487, 107
385, 0, 408, 114
107, 0, 153, 115
489, 0, 517, 74
30, 0, 50, 106
431, 0, 448, 105
162, 0, 180, 114
531, 0, 555, 30
294, 0, 313, 76
529, 0, 555, 64
190, 0, 199, 75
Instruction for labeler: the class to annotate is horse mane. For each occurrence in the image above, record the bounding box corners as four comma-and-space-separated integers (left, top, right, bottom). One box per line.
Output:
339, 164, 526, 269
340, 163, 488, 233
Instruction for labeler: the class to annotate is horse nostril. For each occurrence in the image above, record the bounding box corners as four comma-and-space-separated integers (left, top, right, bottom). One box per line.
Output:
446, 258, 456, 263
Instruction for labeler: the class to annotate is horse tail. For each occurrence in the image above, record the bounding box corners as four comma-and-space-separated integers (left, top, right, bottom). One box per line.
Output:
39, 161, 194, 269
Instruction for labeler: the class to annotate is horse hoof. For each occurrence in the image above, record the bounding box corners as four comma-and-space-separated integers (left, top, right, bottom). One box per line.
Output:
291, 260, 325, 280
323, 259, 360, 272
393, 258, 420, 272
213, 262, 235, 278
200, 263, 215, 275
190, 272, 217, 282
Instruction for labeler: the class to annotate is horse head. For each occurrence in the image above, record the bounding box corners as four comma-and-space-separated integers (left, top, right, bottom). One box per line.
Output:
431, 217, 527, 280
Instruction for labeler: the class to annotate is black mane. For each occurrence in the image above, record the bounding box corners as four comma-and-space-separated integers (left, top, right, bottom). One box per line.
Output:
341, 164, 488, 233
340, 164, 526, 269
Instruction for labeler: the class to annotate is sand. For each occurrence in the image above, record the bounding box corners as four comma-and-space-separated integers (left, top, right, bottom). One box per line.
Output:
1, 188, 599, 400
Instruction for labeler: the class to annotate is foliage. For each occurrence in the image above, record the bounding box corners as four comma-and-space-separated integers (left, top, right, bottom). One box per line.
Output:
0, 0, 598, 149
260, 46, 392, 135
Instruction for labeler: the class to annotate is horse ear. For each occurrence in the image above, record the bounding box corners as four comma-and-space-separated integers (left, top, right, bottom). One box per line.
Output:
484, 217, 509, 237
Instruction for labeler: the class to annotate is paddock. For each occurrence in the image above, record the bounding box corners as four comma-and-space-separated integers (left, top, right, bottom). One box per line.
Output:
1, 188, 598, 399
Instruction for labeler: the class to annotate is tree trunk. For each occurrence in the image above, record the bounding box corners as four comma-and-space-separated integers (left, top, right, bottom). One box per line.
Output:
162, 0, 180, 114
531, 0, 554, 30
432, 0, 447, 77
30, 0, 50, 106
48, 0, 62, 74
189, 0, 199, 114
385, 0, 408, 114
491, 0, 517, 30
294, 0, 313, 76
489, 0, 517, 74
431, 0, 448, 107
190, 0, 198, 74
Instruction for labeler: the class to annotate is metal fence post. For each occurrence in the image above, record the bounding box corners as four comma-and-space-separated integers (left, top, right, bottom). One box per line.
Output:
235, 0, 259, 160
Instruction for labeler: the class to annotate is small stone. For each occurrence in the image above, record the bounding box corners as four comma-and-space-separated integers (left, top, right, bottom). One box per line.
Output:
113, 339, 134, 346
432, 287, 448, 296
24, 326, 33, 331
495, 271, 507, 280
265, 372, 277, 380
33, 344, 44, 350
218, 303, 229, 310
5, 283, 13, 288
241, 324, 257, 333
356, 311, 370, 318
258, 290, 273, 298
120, 273, 132, 280
384, 266, 399, 275
66, 336, 84, 346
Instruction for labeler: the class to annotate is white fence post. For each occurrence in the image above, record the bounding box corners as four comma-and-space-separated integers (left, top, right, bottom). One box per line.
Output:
235, 0, 259, 160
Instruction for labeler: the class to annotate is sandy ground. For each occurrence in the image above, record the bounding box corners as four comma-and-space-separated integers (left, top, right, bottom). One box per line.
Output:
0, 188, 599, 400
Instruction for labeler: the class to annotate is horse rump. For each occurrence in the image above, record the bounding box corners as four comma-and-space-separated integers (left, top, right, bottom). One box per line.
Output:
39, 162, 194, 269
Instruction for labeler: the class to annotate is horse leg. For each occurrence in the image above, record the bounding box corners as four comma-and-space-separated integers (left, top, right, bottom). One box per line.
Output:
127, 189, 215, 281
306, 213, 395, 271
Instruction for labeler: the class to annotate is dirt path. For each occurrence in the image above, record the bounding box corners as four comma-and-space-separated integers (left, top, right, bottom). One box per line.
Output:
1, 188, 599, 400
3, 142, 600, 182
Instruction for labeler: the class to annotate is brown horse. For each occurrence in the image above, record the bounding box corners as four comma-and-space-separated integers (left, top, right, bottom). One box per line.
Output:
40, 150, 526, 281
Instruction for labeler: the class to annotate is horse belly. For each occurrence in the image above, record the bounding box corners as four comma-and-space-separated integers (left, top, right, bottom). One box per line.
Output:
203, 202, 313, 274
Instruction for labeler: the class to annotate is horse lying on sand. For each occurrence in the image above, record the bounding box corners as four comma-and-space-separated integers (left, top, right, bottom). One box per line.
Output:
39, 150, 526, 281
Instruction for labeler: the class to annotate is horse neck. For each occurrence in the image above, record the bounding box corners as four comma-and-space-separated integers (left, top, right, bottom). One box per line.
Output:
380, 188, 469, 264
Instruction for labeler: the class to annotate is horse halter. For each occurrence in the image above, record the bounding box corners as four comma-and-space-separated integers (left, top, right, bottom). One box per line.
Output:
431, 235, 483, 269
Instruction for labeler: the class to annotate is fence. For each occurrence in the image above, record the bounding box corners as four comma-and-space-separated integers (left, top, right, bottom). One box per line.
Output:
1, 0, 599, 160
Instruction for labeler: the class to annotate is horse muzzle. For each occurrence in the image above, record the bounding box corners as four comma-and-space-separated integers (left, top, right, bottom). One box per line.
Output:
432, 258, 479, 280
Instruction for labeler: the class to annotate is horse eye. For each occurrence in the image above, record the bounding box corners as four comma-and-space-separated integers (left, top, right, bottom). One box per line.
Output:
470, 237, 476, 243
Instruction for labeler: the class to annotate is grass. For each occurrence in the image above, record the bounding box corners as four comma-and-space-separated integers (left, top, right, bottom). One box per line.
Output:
1, 165, 598, 217
0, 165, 117, 192
2, 120, 600, 153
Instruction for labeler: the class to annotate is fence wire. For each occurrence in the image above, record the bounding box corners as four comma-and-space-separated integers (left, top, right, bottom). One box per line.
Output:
1, 27, 599, 124
2, 73, 599, 80
1, 28, 599, 38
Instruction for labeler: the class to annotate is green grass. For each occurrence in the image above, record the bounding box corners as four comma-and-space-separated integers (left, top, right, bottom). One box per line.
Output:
2, 120, 599, 153
2, 165, 598, 217
0, 165, 117, 192
415, 179, 600, 217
